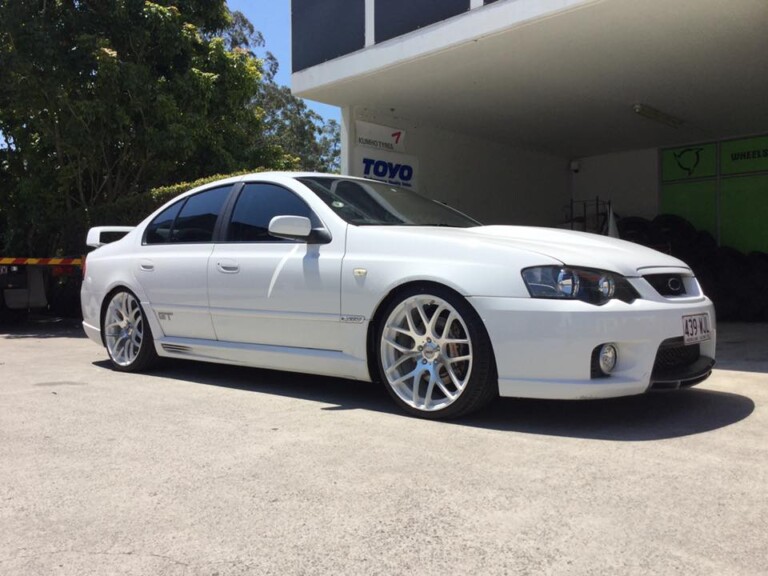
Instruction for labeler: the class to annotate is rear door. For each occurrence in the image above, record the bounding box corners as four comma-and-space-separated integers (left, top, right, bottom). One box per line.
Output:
135, 185, 233, 340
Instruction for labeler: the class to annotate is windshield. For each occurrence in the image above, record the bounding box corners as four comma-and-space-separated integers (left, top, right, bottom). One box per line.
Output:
296, 176, 482, 228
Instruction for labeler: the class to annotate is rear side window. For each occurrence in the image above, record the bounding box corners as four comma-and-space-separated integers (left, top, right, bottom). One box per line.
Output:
144, 186, 231, 245
145, 202, 182, 245
227, 183, 320, 242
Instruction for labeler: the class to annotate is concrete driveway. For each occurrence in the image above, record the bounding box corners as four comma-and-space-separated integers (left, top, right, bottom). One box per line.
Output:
1, 319, 766, 575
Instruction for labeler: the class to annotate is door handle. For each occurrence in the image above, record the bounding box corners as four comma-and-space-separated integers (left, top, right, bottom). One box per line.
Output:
139, 260, 154, 272
217, 260, 240, 274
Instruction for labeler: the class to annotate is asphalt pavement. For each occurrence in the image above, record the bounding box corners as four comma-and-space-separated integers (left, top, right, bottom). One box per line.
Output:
1, 318, 767, 575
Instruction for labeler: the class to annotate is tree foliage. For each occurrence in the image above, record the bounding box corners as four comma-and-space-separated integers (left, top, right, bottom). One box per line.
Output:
0, 1, 337, 255
257, 72, 341, 173
220, 16, 341, 173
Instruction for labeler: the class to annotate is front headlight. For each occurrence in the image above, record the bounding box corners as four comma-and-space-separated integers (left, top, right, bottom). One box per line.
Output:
521, 266, 638, 305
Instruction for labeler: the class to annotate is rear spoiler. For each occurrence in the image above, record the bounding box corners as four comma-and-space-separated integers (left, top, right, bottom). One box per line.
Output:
86, 226, 135, 248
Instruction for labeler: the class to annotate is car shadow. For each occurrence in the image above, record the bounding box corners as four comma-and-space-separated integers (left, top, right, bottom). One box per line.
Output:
93, 358, 755, 442
462, 390, 754, 440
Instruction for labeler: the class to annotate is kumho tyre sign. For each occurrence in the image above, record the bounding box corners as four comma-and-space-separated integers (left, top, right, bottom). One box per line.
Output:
352, 121, 418, 189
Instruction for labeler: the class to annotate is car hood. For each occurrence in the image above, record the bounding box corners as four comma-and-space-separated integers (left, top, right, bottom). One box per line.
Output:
415, 225, 690, 277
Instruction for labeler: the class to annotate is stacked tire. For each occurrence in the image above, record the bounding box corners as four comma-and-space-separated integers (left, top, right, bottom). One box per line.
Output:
617, 214, 768, 321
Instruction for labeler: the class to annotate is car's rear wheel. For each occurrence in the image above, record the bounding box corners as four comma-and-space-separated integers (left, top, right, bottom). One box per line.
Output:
376, 285, 497, 419
103, 289, 158, 372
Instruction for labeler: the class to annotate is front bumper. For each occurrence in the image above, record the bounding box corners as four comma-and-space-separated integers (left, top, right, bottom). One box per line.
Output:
468, 295, 716, 400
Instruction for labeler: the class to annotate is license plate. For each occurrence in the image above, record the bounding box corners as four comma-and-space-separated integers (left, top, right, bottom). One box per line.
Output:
682, 313, 711, 345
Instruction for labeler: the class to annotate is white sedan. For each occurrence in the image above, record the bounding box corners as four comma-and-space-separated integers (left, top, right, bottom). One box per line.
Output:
81, 173, 716, 418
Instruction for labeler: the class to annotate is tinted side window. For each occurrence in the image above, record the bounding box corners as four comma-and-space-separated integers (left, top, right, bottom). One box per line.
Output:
170, 186, 231, 243
227, 183, 320, 242
145, 201, 183, 245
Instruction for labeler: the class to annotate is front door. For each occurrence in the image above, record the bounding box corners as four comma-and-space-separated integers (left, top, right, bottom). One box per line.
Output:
207, 182, 344, 350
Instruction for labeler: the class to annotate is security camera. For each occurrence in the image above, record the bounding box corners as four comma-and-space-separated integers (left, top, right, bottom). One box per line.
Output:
569, 160, 581, 174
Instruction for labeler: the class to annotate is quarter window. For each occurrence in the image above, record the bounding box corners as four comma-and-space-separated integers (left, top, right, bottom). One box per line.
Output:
227, 183, 320, 242
144, 202, 182, 245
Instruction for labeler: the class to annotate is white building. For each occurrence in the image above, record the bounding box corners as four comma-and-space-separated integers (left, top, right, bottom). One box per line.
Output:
291, 0, 768, 253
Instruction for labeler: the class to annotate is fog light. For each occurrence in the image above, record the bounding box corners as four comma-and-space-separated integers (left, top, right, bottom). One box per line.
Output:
598, 344, 618, 374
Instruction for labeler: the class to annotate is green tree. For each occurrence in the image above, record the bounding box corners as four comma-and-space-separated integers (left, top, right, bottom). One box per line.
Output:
0, 1, 296, 254
223, 18, 341, 173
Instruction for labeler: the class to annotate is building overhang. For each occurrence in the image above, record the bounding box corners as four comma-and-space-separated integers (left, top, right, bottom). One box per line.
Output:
293, 0, 768, 158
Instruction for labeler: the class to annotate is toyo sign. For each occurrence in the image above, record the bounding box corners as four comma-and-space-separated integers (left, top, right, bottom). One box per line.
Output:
362, 158, 414, 182
353, 147, 418, 189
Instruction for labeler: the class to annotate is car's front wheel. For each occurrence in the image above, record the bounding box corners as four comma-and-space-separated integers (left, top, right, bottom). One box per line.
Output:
376, 285, 497, 419
102, 289, 158, 372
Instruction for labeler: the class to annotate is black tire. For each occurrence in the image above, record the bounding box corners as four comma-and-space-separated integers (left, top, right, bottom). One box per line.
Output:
616, 216, 651, 246
0, 292, 27, 326
374, 284, 497, 419
101, 289, 159, 372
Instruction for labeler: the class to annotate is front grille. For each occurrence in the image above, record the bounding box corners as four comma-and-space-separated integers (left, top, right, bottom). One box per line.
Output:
644, 274, 687, 297
649, 337, 714, 391
653, 337, 700, 371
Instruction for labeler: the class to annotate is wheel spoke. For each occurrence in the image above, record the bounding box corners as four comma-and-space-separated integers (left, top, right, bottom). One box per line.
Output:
423, 372, 437, 409
405, 309, 419, 335
391, 366, 421, 386
412, 302, 430, 334
385, 352, 418, 376
447, 354, 472, 364
384, 336, 412, 354
444, 362, 466, 390
435, 378, 456, 401
387, 324, 413, 338
427, 304, 447, 336
442, 338, 469, 345
120, 294, 130, 320
114, 334, 128, 361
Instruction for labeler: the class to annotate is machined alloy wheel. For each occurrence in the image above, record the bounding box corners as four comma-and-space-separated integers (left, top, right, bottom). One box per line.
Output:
103, 289, 158, 371
377, 286, 496, 418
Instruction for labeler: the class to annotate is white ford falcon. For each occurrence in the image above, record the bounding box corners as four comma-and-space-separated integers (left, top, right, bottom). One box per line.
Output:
82, 173, 716, 418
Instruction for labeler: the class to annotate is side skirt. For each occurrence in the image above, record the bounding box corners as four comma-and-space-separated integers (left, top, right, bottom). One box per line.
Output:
153, 337, 371, 381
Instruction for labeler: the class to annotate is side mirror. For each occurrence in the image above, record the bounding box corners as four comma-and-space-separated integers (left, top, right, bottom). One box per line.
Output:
268, 216, 331, 244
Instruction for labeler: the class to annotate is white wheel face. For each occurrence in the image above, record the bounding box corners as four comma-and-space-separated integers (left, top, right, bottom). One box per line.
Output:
104, 292, 145, 367
380, 294, 473, 412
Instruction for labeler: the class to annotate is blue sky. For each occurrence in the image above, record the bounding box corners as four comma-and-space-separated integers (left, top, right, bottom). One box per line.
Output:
227, 0, 341, 124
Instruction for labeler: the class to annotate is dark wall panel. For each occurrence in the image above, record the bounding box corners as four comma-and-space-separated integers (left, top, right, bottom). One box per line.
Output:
292, 0, 365, 72
375, 0, 470, 43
